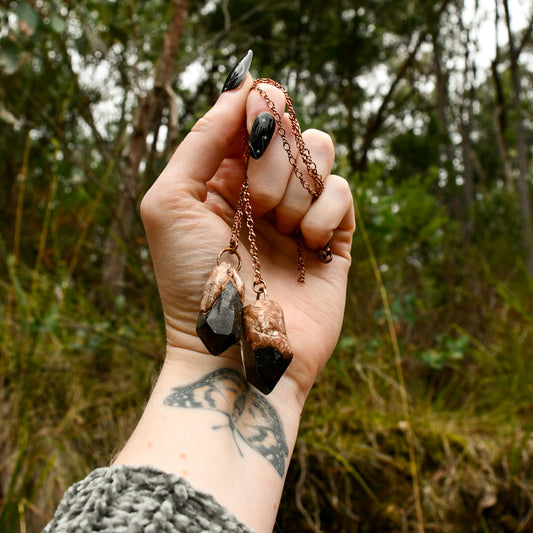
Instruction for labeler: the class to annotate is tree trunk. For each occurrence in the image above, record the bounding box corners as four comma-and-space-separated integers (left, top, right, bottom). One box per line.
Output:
432, 29, 456, 207
344, 81, 359, 173
459, 14, 476, 243
491, 0, 512, 190
491, 60, 512, 191
101, 0, 190, 299
460, 117, 474, 242
502, 0, 533, 275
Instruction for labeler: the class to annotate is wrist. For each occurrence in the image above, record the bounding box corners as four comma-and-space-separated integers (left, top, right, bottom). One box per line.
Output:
116, 345, 302, 532
164, 343, 242, 375
163, 344, 307, 421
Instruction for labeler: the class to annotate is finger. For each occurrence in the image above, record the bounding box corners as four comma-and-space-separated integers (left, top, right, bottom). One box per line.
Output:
245, 83, 291, 216
274, 129, 335, 235
245, 81, 286, 133
247, 112, 296, 216
300, 175, 354, 252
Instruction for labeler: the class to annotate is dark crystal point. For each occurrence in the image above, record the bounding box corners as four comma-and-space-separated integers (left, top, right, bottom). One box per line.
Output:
241, 299, 293, 395
242, 344, 292, 395
196, 281, 242, 355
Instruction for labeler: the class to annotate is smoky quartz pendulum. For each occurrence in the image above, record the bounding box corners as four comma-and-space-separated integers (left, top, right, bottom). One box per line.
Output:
196, 260, 245, 355
241, 299, 294, 394
194, 77, 332, 393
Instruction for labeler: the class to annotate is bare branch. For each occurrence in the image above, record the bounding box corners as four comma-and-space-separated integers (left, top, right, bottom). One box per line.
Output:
358, 0, 452, 170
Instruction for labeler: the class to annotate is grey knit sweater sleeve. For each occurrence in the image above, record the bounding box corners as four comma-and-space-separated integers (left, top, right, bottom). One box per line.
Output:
43, 465, 255, 532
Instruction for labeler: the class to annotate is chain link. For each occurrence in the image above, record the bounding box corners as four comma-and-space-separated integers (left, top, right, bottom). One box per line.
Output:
228, 78, 328, 289
252, 78, 324, 199
242, 174, 265, 294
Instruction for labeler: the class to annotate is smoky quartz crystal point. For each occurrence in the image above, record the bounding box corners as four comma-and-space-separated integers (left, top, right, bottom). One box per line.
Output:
241, 299, 293, 394
196, 262, 245, 355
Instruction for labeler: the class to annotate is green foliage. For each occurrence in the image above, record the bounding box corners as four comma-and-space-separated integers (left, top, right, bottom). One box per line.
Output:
419, 333, 469, 370
1, 0, 533, 531
1, 255, 161, 531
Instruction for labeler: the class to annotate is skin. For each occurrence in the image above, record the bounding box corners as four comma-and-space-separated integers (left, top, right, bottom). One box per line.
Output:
114, 74, 355, 532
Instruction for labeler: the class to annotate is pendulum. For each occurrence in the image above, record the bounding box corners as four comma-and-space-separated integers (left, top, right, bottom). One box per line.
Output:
196, 76, 332, 393
241, 298, 293, 395
196, 251, 245, 355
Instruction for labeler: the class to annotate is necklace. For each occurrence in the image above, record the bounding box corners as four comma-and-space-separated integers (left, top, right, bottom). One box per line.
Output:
196, 78, 331, 394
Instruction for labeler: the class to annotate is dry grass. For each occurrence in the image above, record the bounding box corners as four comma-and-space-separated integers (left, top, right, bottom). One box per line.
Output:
2, 194, 533, 532
0, 263, 161, 532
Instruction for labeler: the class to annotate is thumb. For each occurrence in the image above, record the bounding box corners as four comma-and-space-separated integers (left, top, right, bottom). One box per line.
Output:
156, 74, 253, 201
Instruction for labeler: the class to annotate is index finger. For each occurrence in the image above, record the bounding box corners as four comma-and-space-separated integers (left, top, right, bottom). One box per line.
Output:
246, 81, 287, 133
149, 59, 254, 207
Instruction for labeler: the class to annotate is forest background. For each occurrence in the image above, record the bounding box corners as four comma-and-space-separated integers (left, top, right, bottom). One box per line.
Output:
1, 0, 533, 531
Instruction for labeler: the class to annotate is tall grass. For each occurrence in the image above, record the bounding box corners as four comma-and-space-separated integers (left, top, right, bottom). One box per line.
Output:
0, 256, 162, 532
276, 275, 533, 532
0, 175, 162, 532
353, 195, 425, 532
275, 179, 533, 531
2, 173, 533, 532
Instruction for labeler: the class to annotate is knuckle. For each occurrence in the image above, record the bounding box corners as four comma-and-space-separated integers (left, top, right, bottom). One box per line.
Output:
190, 113, 215, 135
190, 115, 227, 155
139, 189, 162, 229
300, 221, 330, 248
139, 190, 153, 221
302, 129, 335, 160
330, 174, 351, 196
250, 188, 282, 213
140, 180, 182, 227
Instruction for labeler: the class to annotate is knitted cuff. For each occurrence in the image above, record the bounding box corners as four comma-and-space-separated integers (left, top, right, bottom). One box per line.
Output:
43, 464, 255, 532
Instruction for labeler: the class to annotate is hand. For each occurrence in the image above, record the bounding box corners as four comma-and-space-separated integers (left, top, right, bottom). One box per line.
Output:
140, 74, 355, 407
116, 59, 356, 532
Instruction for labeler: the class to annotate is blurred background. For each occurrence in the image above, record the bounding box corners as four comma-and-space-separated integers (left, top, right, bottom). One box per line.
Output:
1, 0, 533, 531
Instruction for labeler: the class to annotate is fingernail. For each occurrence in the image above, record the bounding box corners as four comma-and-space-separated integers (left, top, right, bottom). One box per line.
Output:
249, 112, 276, 160
221, 50, 253, 93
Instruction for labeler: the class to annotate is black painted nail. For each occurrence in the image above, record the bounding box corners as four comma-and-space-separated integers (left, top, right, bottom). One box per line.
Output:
249, 112, 276, 160
221, 50, 253, 93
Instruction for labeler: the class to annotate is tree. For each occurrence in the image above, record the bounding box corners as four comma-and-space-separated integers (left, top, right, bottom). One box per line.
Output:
502, 0, 533, 275
101, 0, 190, 298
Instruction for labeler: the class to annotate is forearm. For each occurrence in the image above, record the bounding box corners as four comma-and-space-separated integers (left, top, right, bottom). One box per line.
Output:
111, 55, 354, 532
113, 347, 302, 533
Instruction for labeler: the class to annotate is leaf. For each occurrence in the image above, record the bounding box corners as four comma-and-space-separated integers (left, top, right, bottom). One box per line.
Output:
0, 41, 19, 74
477, 484, 498, 513
420, 349, 444, 370
16, 1, 40, 34
81, 20, 108, 53
50, 14, 66, 34
338, 335, 356, 350
0, 103, 21, 127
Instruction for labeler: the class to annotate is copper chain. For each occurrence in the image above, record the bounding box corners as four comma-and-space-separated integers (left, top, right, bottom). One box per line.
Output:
229, 128, 266, 294
229, 78, 327, 291
252, 78, 324, 199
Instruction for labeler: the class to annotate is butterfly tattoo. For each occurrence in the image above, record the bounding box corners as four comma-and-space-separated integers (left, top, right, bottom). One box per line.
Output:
164, 368, 289, 477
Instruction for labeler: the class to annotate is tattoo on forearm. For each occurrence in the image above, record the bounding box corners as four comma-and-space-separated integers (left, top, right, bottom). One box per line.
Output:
164, 368, 289, 477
